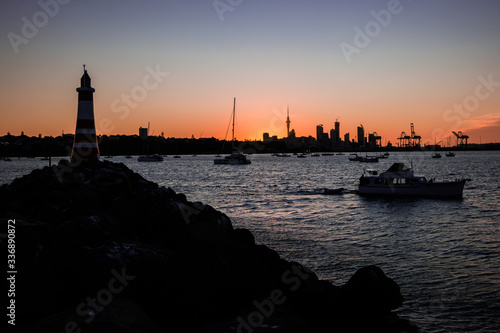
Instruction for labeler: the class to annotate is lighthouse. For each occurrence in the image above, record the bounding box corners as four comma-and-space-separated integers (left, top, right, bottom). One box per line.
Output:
70, 65, 100, 162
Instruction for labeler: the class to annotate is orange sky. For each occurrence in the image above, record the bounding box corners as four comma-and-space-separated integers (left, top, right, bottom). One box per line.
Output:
1, 1, 500, 144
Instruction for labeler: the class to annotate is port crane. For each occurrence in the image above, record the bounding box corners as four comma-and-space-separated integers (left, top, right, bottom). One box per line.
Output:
452, 131, 469, 148
398, 123, 421, 147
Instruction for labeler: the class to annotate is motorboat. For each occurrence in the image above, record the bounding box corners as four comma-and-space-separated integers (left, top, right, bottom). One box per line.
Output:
349, 153, 362, 161
376, 153, 389, 159
432, 152, 442, 158
358, 156, 379, 163
445, 152, 455, 157
358, 163, 468, 197
214, 98, 251, 165
214, 152, 251, 165
322, 187, 345, 195
138, 154, 164, 162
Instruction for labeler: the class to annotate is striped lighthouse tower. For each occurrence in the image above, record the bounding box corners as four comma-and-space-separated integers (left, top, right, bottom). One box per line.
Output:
70, 65, 100, 162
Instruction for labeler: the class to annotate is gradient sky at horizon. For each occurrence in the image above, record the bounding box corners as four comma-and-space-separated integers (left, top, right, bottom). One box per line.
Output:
1, 0, 500, 144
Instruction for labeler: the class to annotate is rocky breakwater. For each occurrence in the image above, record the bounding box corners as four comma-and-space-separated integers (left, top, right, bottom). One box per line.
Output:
0, 160, 419, 333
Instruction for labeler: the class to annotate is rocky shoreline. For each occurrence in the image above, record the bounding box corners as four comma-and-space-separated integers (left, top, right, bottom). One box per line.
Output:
1, 160, 419, 332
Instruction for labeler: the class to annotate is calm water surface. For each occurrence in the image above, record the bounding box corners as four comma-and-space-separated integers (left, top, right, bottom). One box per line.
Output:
2, 151, 499, 332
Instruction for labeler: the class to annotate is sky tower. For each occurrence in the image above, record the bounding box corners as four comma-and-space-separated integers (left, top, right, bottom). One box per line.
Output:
70, 65, 100, 162
286, 105, 291, 138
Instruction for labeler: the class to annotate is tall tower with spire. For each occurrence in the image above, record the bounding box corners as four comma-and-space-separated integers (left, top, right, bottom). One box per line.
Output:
70, 65, 100, 162
286, 105, 291, 138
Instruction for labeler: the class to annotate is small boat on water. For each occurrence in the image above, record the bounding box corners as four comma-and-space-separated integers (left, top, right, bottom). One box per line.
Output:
214, 98, 251, 165
359, 156, 379, 163
321, 153, 334, 156
432, 152, 442, 158
215, 152, 251, 165
138, 154, 164, 162
446, 152, 455, 157
376, 153, 390, 159
358, 163, 469, 197
297, 153, 307, 158
349, 153, 362, 161
322, 187, 345, 195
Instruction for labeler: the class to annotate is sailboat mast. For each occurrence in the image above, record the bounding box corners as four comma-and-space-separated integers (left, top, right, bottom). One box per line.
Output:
232, 97, 236, 151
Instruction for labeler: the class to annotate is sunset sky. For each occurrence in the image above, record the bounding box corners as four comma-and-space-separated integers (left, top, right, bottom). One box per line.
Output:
1, 0, 500, 144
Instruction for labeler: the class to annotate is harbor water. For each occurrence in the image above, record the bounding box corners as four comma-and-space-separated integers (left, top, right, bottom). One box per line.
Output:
2, 151, 499, 332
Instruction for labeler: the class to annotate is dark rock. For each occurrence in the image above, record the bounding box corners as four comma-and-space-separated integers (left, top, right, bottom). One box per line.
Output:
339, 265, 404, 313
0, 160, 419, 333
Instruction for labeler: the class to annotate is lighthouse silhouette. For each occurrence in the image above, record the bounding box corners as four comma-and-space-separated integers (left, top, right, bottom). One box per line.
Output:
70, 65, 100, 162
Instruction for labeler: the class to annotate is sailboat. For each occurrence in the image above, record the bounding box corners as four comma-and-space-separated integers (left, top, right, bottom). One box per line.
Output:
214, 98, 251, 165
138, 122, 164, 162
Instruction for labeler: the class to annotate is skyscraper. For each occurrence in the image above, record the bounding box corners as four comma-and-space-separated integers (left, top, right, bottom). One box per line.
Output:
334, 120, 340, 142
71, 65, 100, 162
316, 124, 324, 141
357, 125, 365, 146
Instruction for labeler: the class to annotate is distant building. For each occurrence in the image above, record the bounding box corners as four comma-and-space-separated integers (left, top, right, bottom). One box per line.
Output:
334, 120, 340, 142
316, 125, 324, 141
357, 125, 365, 146
368, 133, 376, 147
139, 127, 148, 140
330, 129, 337, 143
344, 133, 350, 147
271, 135, 278, 142
288, 129, 296, 138
263, 132, 270, 142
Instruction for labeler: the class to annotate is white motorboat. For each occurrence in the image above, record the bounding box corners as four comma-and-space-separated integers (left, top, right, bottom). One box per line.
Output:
358, 163, 468, 197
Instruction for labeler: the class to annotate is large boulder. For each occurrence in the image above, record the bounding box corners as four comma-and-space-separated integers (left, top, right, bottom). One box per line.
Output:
0, 160, 419, 332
